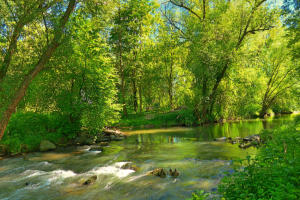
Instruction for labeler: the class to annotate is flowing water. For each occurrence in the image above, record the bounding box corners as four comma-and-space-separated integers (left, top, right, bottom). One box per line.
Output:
0, 115, 297, 200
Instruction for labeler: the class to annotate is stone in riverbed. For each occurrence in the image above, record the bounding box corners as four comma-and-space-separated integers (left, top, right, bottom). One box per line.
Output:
74, 135, 95, 145
169, 169, 179, 178
239, 142, 252, 149
99, 142, 109, 146
102, 129, 125, 137
39, 140, 56, 152
82, 175, 97, 185
214, 137, 227, 141
89, 146, 103, 152
148, 168, 166, 178
121, 163, 139, 171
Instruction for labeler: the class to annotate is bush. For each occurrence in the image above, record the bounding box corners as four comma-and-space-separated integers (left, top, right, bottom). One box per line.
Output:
0, 112, 79, 154
218, 117, 300, 200
176, 108, 197, 126
186, 190, 210, 200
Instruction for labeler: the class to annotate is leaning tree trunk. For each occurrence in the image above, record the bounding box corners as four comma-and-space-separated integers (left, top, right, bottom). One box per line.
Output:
0, 0, 76, 140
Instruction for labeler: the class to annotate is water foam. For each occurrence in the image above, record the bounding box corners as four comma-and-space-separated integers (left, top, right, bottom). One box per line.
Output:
90, 162, 135, 178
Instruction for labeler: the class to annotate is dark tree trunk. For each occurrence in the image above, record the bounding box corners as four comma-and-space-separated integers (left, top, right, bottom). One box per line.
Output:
0, 0, 76, 140
139, 83, 143, 112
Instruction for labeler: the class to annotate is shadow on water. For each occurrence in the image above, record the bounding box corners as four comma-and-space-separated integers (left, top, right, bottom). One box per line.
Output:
0, 114, 297, 200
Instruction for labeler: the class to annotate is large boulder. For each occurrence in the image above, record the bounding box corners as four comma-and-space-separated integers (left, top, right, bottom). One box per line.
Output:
40, 140, 56, 152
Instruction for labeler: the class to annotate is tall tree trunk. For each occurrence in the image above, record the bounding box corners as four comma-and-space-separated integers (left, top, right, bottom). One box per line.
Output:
0, 0, 76, 140
0, 21, 24, 80
168, 53, 174, 109
132, 52, 138, 113
200, 63, 228, 123
132, 70, 138, 112
139, 82, 143, 112
117, 7, 127, 116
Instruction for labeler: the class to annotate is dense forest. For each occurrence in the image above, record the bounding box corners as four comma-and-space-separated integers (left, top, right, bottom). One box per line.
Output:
0, 0, 299, 199
1, 0, 299, 141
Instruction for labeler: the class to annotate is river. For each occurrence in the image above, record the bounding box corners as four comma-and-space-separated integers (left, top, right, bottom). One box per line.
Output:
0, 115, 297, 200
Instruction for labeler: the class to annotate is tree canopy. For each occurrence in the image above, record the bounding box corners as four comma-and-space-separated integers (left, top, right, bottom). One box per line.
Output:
0, 0, 299, 141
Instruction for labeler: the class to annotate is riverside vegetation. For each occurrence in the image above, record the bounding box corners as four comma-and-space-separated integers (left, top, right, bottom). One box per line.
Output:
0, 0, 299, 199
189, 116, 300, 200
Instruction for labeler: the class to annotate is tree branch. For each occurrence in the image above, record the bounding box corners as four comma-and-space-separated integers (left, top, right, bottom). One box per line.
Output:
169, 0, 202, 20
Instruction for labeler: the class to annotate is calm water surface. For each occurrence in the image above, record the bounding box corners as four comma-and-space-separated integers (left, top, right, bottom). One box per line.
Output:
0, 115, 297, 200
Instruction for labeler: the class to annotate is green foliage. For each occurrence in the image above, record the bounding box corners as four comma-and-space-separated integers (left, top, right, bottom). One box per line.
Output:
0, 112, 79, 154
176, 108, 197, 126
186, 190, 210, 200
218, 117, 300, 200
117, 110, 187, 128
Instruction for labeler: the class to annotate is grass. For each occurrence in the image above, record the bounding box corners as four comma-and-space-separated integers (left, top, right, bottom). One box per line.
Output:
116, 109, 196, 129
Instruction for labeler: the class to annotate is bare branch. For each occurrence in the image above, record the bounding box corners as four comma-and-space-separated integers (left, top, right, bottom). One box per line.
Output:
169, 0, 202, 20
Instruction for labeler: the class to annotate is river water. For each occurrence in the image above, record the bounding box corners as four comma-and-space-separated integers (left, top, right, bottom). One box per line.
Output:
0, 115, 297, 200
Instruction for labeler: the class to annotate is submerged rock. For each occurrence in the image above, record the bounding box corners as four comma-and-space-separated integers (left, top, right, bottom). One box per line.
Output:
74, 135, 95, 145
82, 175, 97, 186
148, 168, 166, 178
40, 140, 56, 152
169, 169, 179, 178
243, 137, 252, 142
99, 142, 109, 146
89, 146, 103, 152
102, 129, 125, 137
214, 137, 227, 141
121, 163, 139, 171
250, 134, 261, 142
239, 142, 253, 149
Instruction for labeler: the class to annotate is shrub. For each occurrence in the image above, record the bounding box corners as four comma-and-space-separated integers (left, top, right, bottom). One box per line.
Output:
176, 108, 197, 126
0, 112, 79, 154
218, 117, 300, 200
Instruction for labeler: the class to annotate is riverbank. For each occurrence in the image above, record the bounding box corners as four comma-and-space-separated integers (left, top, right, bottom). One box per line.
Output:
190, 115, 300, 200
0, 115, 297, 200
0, 126, 126, 158
116, 110, 299, 130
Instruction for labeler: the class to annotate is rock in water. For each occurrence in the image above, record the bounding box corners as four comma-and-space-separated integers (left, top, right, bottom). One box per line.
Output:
169, 169, 179, 178
82, 175, 97, 185
239, 142, 252, 149
39, 140, 56, 152
148, 168, 166, 178
121, 163, 138, 171
99, 142, 109, 146
89, 146, 103, 152
214, 137, 227, 141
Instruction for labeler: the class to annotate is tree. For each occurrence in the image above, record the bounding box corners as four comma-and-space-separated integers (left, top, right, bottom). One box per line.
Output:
0, 0, 76, 140
167, 0, 277, 122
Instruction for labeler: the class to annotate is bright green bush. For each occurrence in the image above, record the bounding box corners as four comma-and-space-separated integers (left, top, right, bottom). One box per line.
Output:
186, 190, 210, 200
0, 112, 79, 154
218, 117, 300, 200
